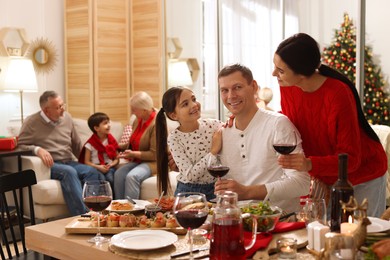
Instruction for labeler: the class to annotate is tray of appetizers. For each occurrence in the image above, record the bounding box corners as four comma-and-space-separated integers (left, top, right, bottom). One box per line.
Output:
65, 199, 186, 235
65, 212, 187, 235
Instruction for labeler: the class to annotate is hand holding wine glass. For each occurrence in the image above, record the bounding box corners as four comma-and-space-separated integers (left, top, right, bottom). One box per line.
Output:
273, 129, 298, 179
173, 192, 209, 260
83, 180, 112, 244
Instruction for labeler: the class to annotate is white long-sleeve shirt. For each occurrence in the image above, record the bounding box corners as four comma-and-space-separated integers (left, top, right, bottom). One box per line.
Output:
221, 109, 310, 213
168, 118, 224, 184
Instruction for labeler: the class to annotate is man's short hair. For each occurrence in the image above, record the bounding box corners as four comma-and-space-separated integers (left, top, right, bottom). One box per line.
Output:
39, 91, 59, 109
218, 63, 253, 84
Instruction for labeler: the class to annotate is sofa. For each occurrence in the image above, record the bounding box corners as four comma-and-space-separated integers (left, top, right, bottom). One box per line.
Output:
371, 124, 390, 206
2, 118, 179, 221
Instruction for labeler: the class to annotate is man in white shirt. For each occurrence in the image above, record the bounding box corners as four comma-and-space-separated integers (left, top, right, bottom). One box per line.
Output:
214, 64, 310, 212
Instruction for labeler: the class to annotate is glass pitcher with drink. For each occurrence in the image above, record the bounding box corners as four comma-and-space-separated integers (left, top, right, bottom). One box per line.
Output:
209, 191, 257, 260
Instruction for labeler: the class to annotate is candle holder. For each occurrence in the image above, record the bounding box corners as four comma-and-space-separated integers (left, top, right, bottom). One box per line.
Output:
340, 197, 371, 249
323, 232, 356, 259
276, 237, 297, 259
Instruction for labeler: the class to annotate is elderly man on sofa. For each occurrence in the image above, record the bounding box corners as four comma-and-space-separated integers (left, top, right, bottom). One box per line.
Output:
18, 90, 104, 216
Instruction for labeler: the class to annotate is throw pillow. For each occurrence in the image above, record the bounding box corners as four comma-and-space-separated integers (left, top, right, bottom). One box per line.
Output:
119, 124, 132, 144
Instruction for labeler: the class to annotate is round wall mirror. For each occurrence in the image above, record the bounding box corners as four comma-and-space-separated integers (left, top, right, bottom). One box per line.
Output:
28, 37, 57, 74
34, 47, 49, 64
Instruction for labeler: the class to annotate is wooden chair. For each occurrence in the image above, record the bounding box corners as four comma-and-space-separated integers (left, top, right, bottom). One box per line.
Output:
0, 169, 47, 260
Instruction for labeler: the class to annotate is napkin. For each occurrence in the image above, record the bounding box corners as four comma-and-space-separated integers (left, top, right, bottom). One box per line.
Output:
272, 221, 306, 233
244, 221, 306, 258
244, 232, 273, 258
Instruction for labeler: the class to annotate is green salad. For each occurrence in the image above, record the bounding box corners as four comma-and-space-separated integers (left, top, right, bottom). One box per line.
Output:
241, 201, 281, 232
241, 201, 278, 215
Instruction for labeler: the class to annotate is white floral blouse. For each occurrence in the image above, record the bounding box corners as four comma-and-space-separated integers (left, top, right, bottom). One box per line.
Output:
168, 118, 223, 184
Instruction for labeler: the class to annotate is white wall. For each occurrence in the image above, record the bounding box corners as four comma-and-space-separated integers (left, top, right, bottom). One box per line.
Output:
0, 0, 64, 136
166, 0, 203, 105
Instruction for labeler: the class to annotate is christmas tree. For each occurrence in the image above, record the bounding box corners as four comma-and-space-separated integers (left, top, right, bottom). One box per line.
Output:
322, 13, 390, 125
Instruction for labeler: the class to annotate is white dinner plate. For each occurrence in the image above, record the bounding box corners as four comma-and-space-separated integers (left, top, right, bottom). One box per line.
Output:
367, 217, 390, 233
110, 230, 178, 250
106, 199, 152, 213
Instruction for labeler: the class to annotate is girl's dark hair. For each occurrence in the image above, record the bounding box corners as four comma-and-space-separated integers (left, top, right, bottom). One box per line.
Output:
87, 112, 110, 133
276, 33, 380, 143
156, 87, 186, 195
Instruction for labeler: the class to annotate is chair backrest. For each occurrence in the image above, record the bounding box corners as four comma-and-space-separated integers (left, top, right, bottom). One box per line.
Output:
0, 169, 37, 260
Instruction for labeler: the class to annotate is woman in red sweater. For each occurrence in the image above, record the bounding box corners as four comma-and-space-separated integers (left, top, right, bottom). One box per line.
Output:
272, 33, 387, 217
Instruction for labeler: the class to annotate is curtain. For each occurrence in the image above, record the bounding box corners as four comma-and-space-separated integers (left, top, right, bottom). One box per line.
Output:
202, 0, 299, 118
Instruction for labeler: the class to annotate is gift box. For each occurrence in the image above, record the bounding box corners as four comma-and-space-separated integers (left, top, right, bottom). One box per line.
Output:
0, 137, 18, 151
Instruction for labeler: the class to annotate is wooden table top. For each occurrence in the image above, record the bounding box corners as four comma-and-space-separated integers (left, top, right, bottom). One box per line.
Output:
26, 216, 312, 260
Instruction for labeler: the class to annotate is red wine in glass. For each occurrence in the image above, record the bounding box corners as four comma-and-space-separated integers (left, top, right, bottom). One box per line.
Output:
273, 129, 298, 179
174, 210, 208, 229
272, 144, 297, 155
173, 192, 208, 260
84, 196, 112, 212
207, 166, 230, 178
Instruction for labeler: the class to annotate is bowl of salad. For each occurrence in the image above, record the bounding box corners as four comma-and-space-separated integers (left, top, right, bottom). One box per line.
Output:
241, 201, 282, 233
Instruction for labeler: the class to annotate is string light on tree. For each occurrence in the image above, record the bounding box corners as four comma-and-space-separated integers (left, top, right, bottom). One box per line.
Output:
322, 13, 390, 125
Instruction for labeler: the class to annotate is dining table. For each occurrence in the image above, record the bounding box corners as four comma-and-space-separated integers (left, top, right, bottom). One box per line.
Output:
25, 215, 317, 260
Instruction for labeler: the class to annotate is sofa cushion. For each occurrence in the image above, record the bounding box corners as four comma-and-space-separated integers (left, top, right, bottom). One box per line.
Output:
33, 179, 65, 205
119, 124, 132, 144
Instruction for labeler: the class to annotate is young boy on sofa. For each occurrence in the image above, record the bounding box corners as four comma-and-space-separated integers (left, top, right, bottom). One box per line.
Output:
79, 112, 120, 191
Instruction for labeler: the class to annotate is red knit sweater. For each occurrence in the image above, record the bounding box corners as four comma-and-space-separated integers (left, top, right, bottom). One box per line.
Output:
280, 77, 387, 186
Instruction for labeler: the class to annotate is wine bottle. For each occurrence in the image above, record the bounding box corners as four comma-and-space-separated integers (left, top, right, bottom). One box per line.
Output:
330, 153, 354, 232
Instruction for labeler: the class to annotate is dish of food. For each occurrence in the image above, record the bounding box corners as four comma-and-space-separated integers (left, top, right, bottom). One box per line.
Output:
367, 217, 390, 233
106, 199, 151, 213
110, 230, 178, 250
241, 201, 282, 233
153, 196, 175, 211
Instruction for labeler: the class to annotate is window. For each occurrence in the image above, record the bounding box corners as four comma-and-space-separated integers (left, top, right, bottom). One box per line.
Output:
202, 0, 299, 119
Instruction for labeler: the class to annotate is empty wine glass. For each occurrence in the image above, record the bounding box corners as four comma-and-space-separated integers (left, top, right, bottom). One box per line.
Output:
173, 192, 209, 260
273, 129, 298, 179
82, 180, 112, 244
299, 198, 327, 226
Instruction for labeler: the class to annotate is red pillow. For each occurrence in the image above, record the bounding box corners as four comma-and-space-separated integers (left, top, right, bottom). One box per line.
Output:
119, 124, 132, 144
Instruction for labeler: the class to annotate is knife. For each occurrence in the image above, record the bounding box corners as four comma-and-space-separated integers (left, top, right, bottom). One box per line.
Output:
126, 196, 137, 204
170, 246, 209, 258
279, 212, 296, 221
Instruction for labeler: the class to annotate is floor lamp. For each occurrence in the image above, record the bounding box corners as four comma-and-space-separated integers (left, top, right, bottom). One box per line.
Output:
1, 57, 38, 124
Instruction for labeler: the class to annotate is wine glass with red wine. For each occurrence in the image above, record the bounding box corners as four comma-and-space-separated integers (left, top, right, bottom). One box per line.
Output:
207, 155, 229, 202
82, 180, 112, 244
173, 192, 209, 260
273, 129, 297, 179
207, 154, 230, 180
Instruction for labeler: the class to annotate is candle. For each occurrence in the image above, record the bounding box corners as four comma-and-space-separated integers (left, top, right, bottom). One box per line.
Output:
277, 238, 297, 259
340, 216, 357, 234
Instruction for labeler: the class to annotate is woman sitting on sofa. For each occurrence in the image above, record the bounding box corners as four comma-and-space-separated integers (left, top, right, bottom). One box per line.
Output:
114, 91, 157, 199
